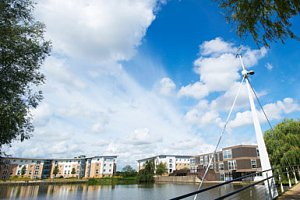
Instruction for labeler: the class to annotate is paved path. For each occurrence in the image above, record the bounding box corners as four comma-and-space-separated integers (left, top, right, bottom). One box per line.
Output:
277, 183, 300, 200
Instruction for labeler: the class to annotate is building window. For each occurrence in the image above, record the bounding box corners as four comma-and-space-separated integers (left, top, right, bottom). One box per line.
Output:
169, 159, 172, 162
256, 148, 260, 157
204, 155, 208, 165
169, 164, 172, 168
228, 160, 236, 170
200, 156, 204, 165
220, 173, 225, 181
223, 150, 232, 159
219, 163, 224, 170
35, 166, 40, 170
251, 159, 257, 168
34, 171, 38, 175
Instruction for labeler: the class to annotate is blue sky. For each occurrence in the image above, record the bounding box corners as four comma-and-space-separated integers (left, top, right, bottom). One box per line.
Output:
5, 0, 300, 169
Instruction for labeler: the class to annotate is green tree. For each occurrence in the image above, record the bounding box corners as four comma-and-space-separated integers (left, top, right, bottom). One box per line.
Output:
53, 165, 59, 178
155, 162, 167, 175
216, 0, 300, 47
264, 119, 300, 167
71, 167, 76, 175
21, 165, 26, 177
0, 0, 51, 154
137, 160, 155, 183
122, 165, 137, 177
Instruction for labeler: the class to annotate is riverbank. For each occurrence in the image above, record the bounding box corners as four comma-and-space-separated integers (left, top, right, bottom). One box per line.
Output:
0, 178, 87, 186
0, 177, 138, 186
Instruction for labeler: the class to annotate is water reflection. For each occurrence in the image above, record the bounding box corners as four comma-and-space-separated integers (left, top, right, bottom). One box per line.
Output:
0, 183, 265, 200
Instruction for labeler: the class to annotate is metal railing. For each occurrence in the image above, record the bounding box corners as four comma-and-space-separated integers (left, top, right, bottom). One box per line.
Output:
170, 165, 300, 200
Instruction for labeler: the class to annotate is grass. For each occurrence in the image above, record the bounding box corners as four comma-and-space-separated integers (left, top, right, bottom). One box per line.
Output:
87, 177, 138, 185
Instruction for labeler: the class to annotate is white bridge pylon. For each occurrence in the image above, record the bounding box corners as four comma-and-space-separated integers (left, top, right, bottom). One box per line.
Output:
239, 55, 278, 199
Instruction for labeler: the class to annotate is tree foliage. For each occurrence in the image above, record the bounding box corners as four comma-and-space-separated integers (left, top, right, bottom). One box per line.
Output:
71, 167, 76, 175
137, 160, 155, 183
155, 162, 167, 175
122, 165, 137, 177
216, 0, 300, 47
21, 165, 26, 177
0, 0, 51, 154
264, 119, 300, 167
53, 165, 59, 178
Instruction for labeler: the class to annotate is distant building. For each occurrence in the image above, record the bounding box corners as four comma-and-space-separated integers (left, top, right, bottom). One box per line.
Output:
137, 155, 192, 174
0, 155, 117, 180
192, 145, 261, 181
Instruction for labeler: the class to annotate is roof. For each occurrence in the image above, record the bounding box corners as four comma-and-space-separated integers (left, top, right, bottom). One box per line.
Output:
137, 155, 192, 162
1, 155, 118, 161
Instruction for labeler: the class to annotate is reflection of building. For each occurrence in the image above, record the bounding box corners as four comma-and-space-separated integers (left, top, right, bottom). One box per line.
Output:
0, 155, 117, 180
192, 145, 261, 181
137, 155, 192, 174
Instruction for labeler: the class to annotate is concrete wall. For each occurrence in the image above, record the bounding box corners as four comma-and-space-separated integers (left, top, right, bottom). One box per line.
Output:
155, 175, 200, 183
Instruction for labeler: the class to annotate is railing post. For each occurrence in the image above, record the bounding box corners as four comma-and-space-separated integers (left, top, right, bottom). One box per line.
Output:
265, 172, 272, 200
286, 167, 292, 188
278, 169, 284, 194
293, 167, 298, 184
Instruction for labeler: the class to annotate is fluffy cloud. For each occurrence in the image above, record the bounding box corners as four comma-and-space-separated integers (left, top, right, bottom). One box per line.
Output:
178, 37, 267, 100
159, 77, 176, 96
36, 0, 157, 62
229, 98, 300, 128
178, 82, 209, 99
193, 38, 267, 93
200, 37, 238, 56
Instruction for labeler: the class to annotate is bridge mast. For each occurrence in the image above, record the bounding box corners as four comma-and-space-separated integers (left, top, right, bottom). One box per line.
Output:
239, 55, 278, 199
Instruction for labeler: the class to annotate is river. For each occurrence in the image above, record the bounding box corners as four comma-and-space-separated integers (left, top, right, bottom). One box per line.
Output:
0, 183, 266, 199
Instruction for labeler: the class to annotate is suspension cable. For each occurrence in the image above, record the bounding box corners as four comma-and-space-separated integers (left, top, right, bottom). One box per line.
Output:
193, 77, 245, 200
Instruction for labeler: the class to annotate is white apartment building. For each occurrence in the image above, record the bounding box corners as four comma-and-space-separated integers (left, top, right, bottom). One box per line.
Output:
0, 155, 117, 180
137, 155, 192, 174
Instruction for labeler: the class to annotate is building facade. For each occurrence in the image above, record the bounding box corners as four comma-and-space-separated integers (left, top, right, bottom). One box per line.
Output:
0, 155, 117, 180
192, 145, 261, 181
137, 155, 192, 174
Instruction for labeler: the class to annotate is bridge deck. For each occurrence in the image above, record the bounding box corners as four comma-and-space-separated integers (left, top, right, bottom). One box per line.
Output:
277, 183, 300, 200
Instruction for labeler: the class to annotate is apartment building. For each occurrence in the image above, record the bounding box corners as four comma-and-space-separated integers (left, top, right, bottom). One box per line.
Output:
84, 156, 117, 178
0, 158, 52, 180
137, 155, 192, 174
192, 145, 261, 181
0, 155, 117, 180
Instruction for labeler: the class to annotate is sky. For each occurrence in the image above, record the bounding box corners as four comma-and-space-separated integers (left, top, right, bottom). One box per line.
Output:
4, 0, 300, 169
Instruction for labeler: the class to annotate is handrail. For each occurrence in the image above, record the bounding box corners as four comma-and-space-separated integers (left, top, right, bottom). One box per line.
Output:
170, 165, 300, 200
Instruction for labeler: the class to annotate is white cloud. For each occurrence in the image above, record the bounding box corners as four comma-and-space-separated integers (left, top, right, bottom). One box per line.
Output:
159, 77, 176, 96
200, 37, 238, 56
178, 82, 209, 99
229, 98, 300, 128
36, 0, 157, 62
193, 40, 267, 93
265, 63, 273, 71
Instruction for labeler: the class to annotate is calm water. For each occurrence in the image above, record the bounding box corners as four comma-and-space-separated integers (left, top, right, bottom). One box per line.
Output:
0, 183, 266, 200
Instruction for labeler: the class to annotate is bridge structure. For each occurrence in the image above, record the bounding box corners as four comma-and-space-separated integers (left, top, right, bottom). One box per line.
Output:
170, 54, 299, 200
170, 165, 300, 200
